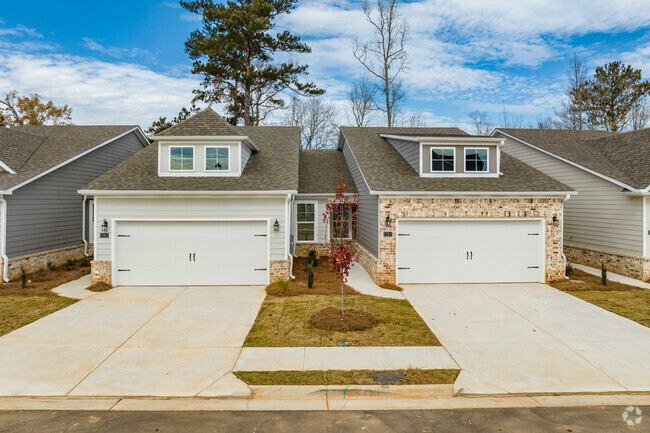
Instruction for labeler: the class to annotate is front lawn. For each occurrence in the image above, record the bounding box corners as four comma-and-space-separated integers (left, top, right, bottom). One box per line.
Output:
244, 257, 440, 347
235, 369, 459, 386
550, 269, 650, 327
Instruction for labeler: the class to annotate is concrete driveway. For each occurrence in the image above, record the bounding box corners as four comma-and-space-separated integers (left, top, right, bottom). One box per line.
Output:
0, 286, 265, 397
403, 283, 650, 395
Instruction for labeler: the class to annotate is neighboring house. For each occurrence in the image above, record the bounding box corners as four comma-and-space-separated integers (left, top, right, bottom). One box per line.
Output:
81, 108, 573, 287
494, 128, 650, 282
0, 125, 148, 281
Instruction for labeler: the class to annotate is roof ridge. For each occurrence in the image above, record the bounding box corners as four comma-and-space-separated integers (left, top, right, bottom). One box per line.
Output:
158, 107, 240, 136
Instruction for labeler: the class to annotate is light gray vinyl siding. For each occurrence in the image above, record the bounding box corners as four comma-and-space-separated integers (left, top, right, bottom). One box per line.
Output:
4, 131, 144, 258
386, 138, 419, 173
499, 134, 644, 257
342, 141, 379, 257
94, 196, 287, 261
241, 144, 252, 170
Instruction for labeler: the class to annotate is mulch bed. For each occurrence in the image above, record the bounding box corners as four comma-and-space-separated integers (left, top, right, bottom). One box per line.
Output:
551, 269, 641, 292
87, 282, 112, 292
379, 283, 403, 291
309, 307, 379, 331
266, 257, 358, 297
0, 259, 91, 297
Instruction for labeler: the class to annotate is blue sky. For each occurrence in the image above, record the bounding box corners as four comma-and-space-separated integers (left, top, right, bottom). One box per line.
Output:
1, 0, 650, 132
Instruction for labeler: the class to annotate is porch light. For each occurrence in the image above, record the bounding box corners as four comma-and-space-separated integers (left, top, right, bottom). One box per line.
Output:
273, 219, 280, 232
552, 215, 559, 226
101, 219, 109, 232
385, 215, 392, 227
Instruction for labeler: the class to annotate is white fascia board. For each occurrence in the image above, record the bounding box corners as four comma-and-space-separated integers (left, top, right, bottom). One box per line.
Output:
380, 134, 419, 143
78, 189, 298, 197
152, 135, 259, 152
6, 127, 144, 194
374, 190, 577, 198
380, 134, 504, 145
493, 129, 641, 192
0, 160, 16, 175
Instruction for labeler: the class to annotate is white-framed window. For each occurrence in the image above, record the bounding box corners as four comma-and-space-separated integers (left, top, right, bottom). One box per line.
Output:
296, 201, 317, 242
330, 203, 352, 239
465, 148, 489, 172
430, 147, 455, 172
169, 146, 195, 171
205, 146, 230, 172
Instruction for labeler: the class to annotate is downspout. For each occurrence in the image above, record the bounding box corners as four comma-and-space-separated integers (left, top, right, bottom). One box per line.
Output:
82, 195, 89, 257
0, 197, 9, 282
288, 194, 295, 280
561, 194, 571, 279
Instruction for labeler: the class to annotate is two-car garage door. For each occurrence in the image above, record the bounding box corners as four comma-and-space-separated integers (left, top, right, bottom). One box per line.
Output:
396, 219, 544, 284
114, 220, 269, 286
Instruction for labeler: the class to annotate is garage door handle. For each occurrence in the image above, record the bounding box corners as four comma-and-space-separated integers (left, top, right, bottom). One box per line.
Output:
189, 253, 191, 262
467, 251, 469, 260
470, 251, 473, 260
193, 253, 196, 262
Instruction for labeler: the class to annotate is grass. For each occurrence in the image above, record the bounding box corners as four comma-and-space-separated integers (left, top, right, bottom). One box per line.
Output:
235, 369, 460, 386
550, 269, 650, 327
0, 296, 77, 336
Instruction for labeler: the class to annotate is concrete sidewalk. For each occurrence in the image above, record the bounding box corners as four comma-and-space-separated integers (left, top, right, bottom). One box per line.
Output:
346, 266, 405, 299
52, 275, 93, 299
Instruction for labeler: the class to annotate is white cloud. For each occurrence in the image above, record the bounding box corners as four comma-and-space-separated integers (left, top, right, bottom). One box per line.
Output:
81, 38, 155, 60
0, 51, 201, 126
0, 24, 42, 38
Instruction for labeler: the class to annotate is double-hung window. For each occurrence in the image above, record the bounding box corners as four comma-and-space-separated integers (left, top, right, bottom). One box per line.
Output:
205, 146, 230, 172
169, 146, 194, 171
431, 148, 455, 172
330, 204, 351, 239
465, 148, 488, 172
296, 202, 316, 242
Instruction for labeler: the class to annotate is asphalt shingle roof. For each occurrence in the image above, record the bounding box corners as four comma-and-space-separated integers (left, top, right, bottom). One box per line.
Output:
340, 127, 572, 193
498, 128, 650, 190
298, 149, 357, 194
0, 125, 139, 191
157, 107, 241, 137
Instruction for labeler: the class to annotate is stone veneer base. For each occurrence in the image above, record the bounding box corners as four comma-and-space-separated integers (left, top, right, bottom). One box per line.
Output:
2, 244, 93, 281
294, 243, 330, 258
565, 244, 650, 283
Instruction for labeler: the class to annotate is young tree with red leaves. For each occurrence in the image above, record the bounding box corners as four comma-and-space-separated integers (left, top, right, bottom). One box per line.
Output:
323, 179, 359, 317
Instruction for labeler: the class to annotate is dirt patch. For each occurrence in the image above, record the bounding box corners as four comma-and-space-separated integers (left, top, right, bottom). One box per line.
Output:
379, 283, 403, 291
87, 282, 112, 292
267, 257, 358, 297
309, 307, 379, 331
0, 259, 91, 297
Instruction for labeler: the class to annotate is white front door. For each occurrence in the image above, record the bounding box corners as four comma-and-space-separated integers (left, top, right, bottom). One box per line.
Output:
115, 220, 269, 286
396, 219, 544, 284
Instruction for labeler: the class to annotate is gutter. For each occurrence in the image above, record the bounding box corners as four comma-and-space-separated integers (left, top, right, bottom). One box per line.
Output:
78, 190, 298, 197
0, 197, 8, 282
561, 194, 571, 280
82, 196, 89, 257
288, 194, 296, 280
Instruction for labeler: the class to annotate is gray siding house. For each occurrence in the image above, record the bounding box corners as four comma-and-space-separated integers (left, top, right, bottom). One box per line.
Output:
494, 128, 650, 282
0, 125, 148, 280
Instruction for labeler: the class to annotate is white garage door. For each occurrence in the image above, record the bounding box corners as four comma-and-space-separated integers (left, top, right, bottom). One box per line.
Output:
115, 220, 269, 286
396, 219, 544, 284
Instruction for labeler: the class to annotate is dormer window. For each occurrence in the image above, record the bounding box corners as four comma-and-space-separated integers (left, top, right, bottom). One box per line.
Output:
205, 146, 230, 172
431, 148, 455, 172
465, 148, 488, 172
170, 146, 194, 171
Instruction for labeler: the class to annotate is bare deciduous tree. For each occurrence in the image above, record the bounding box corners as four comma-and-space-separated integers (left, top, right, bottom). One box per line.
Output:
629, 97, 650, 130
468, 110, 492, 135
556, 54, 589, 129
498, 105, 524, 128
283, 97, 338, 149
398, 111, 426, 127
347, 76, 376, 127
535, 115, 559, 129
353, 0, 408, 127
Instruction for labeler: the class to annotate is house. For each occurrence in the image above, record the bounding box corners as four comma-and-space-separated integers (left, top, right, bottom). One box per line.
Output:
0, 125, 148, 281
82, 108, 573, 287
494, 128, 650, 282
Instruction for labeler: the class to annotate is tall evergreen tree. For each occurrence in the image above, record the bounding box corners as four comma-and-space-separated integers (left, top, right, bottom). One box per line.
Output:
182, 0, 323, 126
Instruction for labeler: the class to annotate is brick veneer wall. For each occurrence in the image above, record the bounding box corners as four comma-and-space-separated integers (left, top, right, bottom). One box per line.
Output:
270, 259, 290, 282
373, 197, 565, 284
565, 244, 650, 282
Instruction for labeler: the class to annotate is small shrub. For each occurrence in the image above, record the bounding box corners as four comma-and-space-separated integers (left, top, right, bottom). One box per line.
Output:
601, 263, 607, 286
307, 262, 314, 289
308, 250, 318, 267
46, 262, 55, 271
20, 266, 27, 289
65, 259, 78, 271
79, 257, 91, 268
566, 263, 574, 277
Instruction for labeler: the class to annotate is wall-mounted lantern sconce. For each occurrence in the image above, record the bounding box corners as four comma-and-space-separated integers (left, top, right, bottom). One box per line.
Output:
385, 215, 392, 227
101, 219, 109, 232
552, 215, 559, 227
273, 219, 280, 232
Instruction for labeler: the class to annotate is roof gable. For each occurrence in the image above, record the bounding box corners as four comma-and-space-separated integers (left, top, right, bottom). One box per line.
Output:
157, 107, 241, 137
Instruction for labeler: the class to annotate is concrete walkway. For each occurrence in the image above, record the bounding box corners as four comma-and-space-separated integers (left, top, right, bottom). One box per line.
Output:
346, 266, 405, 299
403, 283, 650, 395
52, 275, 93, 299
233, 346, 458, 371
0, 286, 266, 397
573, 263, 650, 289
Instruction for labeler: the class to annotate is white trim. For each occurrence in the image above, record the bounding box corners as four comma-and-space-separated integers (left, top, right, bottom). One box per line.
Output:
395, 217, 546, 284
420, 172, 500, 179
111, 218, 271, 287
151, 135, 259, 152
0, 197, 8, 282
380, 134, 504, 145
493, 129, 642, 192
0, 160, 16, 175
463, 147, 490, 173
429, 146, 456, 173
204, 145, 231, 173
295, 200, 318, 243
285, 195, 290, 257
643, 196, 647, 258
82, 195, 89, 257
6, 127, 147, 194
168, 145, 195, 172
374, 191, 576, 198
79, 189, 298, 196
93, 197, 98, 260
